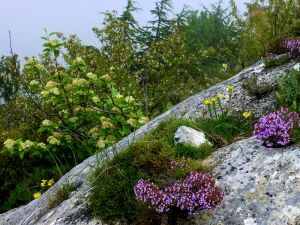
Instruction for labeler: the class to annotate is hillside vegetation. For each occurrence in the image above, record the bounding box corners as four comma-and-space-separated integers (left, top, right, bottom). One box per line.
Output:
0, 0, 299, 219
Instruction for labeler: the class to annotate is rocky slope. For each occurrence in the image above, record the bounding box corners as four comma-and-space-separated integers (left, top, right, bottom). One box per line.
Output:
0, 58, 299, 225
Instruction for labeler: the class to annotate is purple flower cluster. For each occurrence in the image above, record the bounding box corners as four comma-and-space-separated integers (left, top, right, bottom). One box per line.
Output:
134, 172, 224, 214
254, 108, 299, 147
134, 180, 172, 213
284, 39, 300, 59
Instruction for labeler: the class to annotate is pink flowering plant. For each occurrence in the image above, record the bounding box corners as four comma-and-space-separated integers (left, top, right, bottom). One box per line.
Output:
254, 108, 300, 147
284, 38, 300, 59
134, 172, 224, 224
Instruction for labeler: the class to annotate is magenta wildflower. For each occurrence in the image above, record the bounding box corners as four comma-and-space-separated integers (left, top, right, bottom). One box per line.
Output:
134, 172, 224, 215
284, 38, 300, 59
254, 108, 299, 147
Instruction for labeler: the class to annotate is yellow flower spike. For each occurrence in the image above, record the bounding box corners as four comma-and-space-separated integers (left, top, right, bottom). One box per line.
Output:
226, 85, 234, 92
204, 99, 211, 105
243, 112, 252, 119
33, 192, 42, 199
40, 179, 47, 188
211, 97, 217, 104
48, 179, 55, 187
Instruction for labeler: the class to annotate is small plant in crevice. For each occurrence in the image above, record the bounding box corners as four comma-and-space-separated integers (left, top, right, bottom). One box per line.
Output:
276, 69, 300, 112
242, 74, 276, 99
47, 183, 76, 210
195, 112, 253, 148
134, 172, 224, 225
254, 108, 300, 147
264, 55, 292, 69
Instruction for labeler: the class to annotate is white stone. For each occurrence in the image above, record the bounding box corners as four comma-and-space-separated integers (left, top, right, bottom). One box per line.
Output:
293, 63, 300, 71
174, 126, 211, 147
244, 218, 257, 225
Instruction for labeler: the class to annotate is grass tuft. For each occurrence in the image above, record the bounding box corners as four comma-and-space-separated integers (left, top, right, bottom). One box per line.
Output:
47, 183, 76, 210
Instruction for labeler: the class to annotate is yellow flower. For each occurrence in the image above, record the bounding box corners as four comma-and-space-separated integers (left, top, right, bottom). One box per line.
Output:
29, 80, 39, 86
125, 96, 135, 103
49, 87, 60, 95
222, 63, 228, 69
86, 72, 97, 81
89, 127, 99, 134
37, 142, 47, 149
72, 78, 88, 87
48, 179, 55, 187
211, 97, 217, 104
75, 106, 84, 112
45, 81, 58, 89
226, 85, 234, 92
42, 119, 52, 126
47, 136, 61, 145
102, 74, 111, 81
33, 192, 41, 199
20, 140, 35, 150
216, 93, 221, 99
41, 90, 50, 97
138, 117, 149, 125
92, 96, 100, 103
48, 39, 58, 46
4, 139, 16, 149
36, 63, 43, 70
75, 57, 84, 64
100, 117, 115, 129
204, 99, 211, 105
96, 138, 106, 149
69, 117, 78, 123
243, 112, 252, 119
127, 118, 137, 126
40, 179, 47, 187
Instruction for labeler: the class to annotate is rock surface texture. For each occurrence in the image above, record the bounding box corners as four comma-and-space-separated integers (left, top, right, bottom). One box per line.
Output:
0, 57, 299, 225
174, 126, 210, 147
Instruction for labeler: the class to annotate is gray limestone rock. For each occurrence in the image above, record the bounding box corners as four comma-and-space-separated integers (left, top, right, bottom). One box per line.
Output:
0, 57, 299, 225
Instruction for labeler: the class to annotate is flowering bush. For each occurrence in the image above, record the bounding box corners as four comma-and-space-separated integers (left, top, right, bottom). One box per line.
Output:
254, 108, 300, 147
284, 39, 300, 59
134, 172, 224, 220
2, 33, 147, 166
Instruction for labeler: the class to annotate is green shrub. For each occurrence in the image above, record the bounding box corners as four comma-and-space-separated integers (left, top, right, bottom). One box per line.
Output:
276, 69, 300, 112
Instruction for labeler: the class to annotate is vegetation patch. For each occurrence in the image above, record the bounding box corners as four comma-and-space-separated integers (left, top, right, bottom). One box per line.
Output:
264, 55, 292, 69
242, 74, 276, 99
276, 69, 300, 112
89, 115, 253, 224
47, 183, 76, 210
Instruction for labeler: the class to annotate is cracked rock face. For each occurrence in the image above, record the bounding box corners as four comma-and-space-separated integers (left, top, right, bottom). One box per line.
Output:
0, 57, 299, 225
197, 137, 300, 225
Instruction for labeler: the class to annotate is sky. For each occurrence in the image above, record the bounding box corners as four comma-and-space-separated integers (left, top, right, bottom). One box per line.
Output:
0, 0, 247, 63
